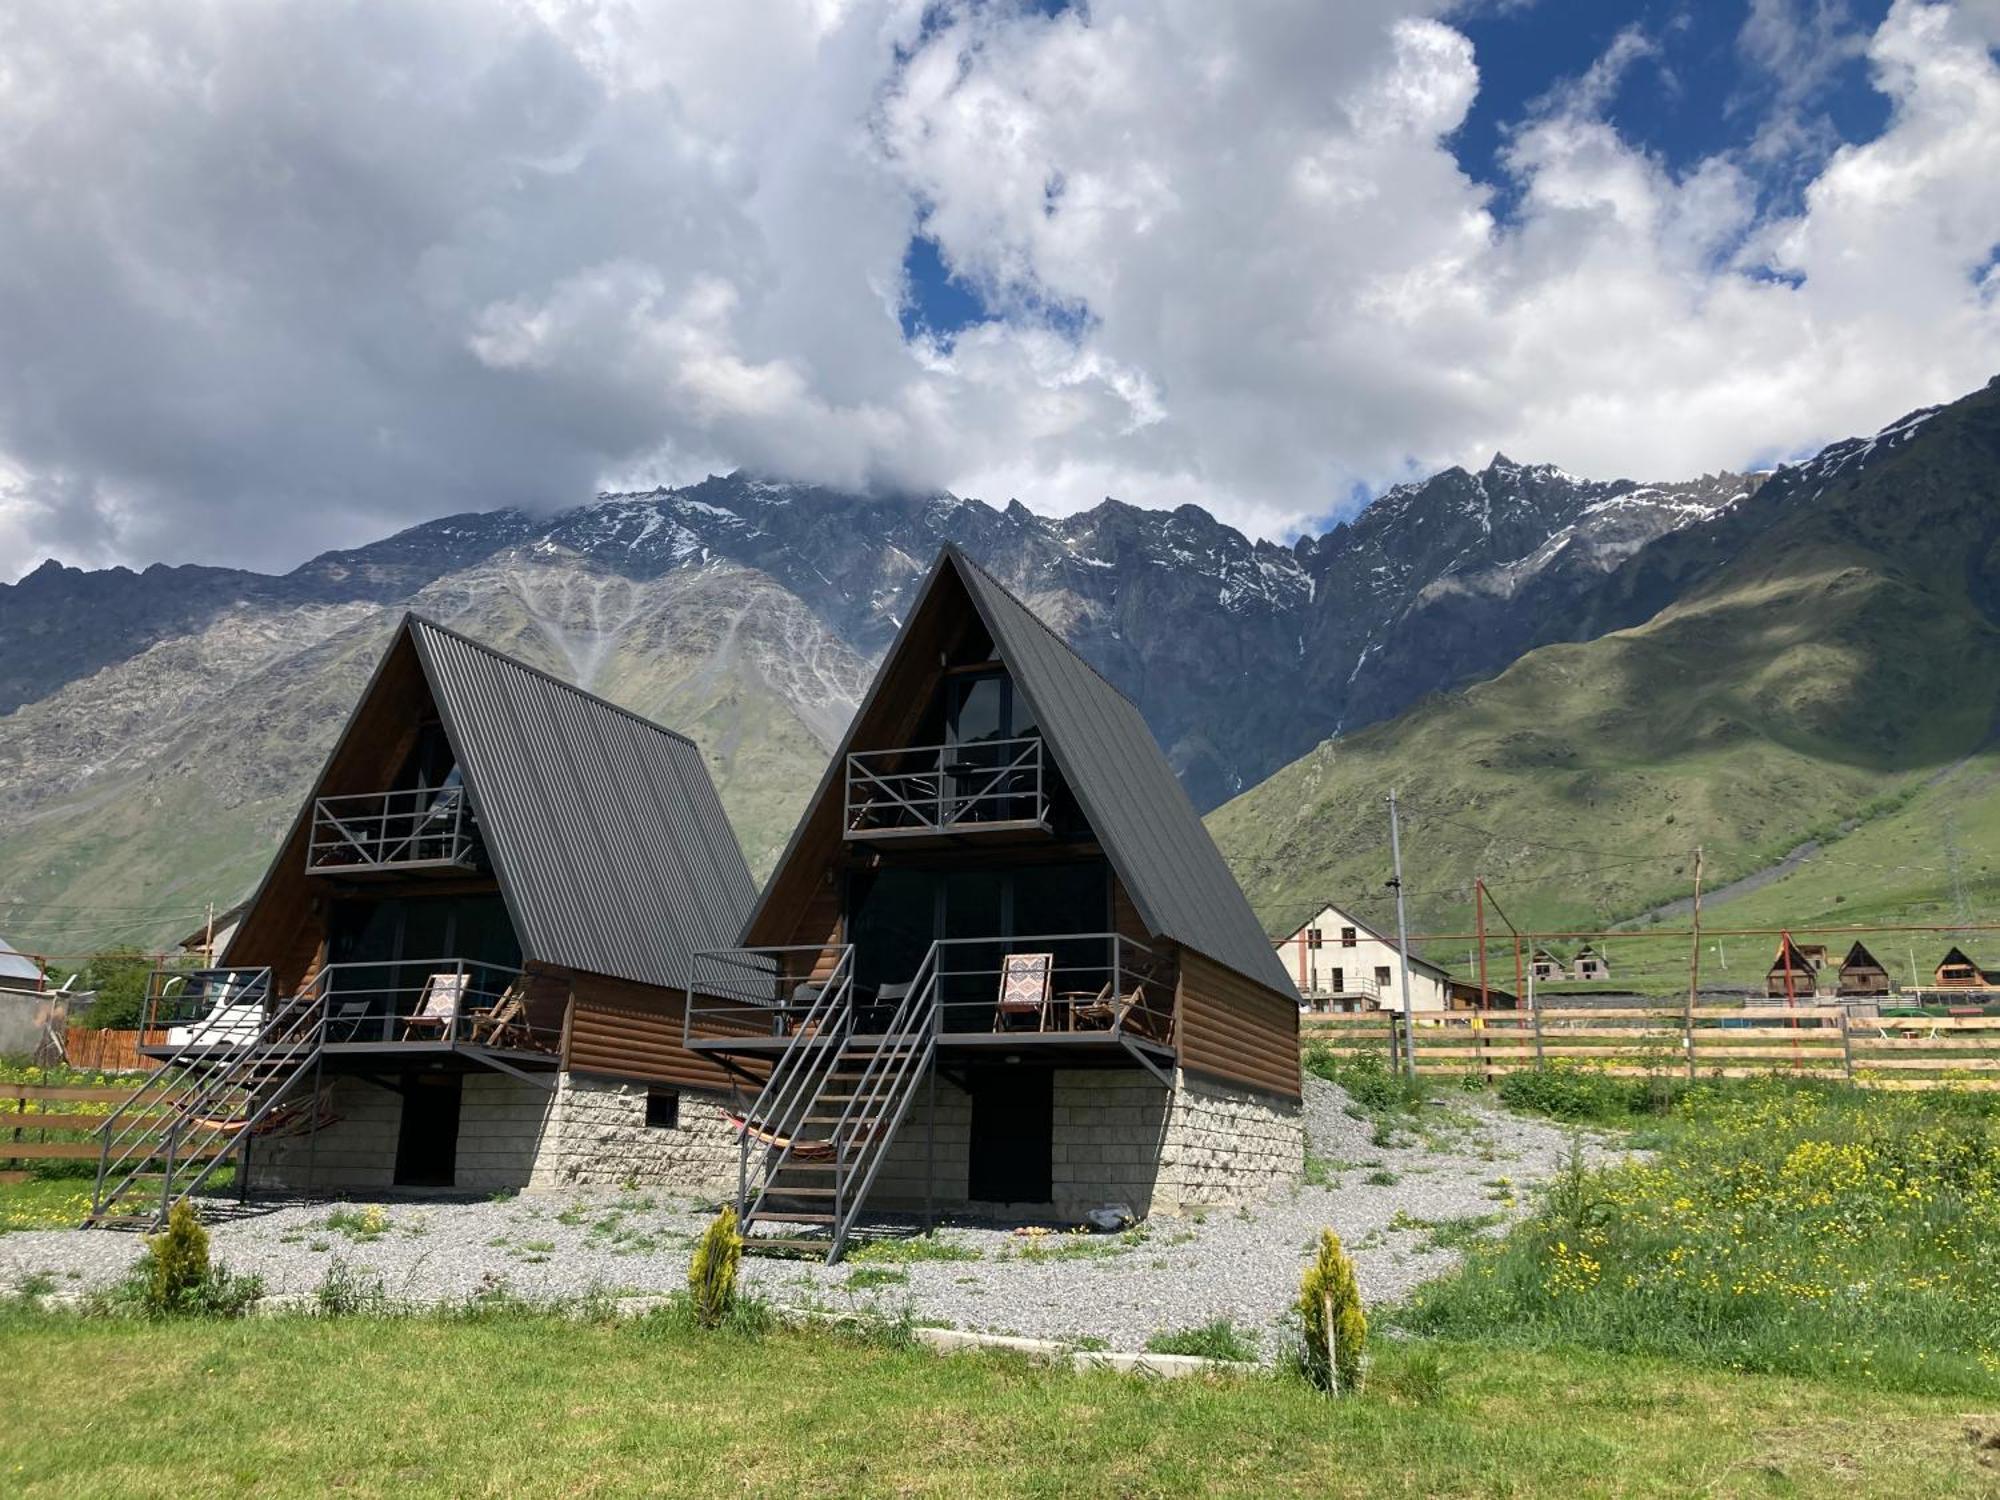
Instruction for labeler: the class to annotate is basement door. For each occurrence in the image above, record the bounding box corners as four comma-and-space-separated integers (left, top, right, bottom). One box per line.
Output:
393, 1072, 462, 1188
966, 1066, 1054, 1204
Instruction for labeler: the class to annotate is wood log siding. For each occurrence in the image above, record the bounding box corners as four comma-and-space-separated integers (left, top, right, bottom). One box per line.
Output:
564, 971, 765, 1091
1176, 950, 1301, 1101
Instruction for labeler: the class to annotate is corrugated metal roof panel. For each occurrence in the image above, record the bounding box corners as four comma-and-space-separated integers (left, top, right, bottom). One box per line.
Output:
408, 618, 756, 993
0, 935, 40, 985
948, 547, 1298, 998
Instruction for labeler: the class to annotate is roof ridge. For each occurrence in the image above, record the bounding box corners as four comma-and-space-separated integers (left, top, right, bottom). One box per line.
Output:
403, 612, 701, 751
942, 543, 1141, 711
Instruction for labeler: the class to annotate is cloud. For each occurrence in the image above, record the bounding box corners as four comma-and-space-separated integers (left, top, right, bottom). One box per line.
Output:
0, 0, 1996, 579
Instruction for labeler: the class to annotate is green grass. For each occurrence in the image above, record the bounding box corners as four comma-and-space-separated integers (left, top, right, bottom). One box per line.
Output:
1401, 1079, 2000, 1396
847, 1235, 983, 1265
0, 1177, 94, 1232
1143, 1319, 1260, 1362
1, 1308, 1992, 1496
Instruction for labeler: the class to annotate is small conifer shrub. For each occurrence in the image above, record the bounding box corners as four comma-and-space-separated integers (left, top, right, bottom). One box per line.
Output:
1297, 1228, 1366, 1394
688, 1205, 743, 1328
142, 1201, 211, 1315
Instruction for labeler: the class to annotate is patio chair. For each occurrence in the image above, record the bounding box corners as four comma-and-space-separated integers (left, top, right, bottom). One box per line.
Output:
402, 971, 468, 1039
465, 980, 532, 1050
1071, 980, 1144, 1033
993, 953, 1053, 1033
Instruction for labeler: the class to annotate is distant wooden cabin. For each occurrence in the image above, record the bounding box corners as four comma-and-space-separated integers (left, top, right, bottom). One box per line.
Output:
1766, 935, 1820, 999
1529, 948, 1566, 984
1934, 946, 1994, 989
1570, 945, 1610, 981
1835, 941, 1891, 999
115, 614, 759, 1208
716, 545, 1303, 1255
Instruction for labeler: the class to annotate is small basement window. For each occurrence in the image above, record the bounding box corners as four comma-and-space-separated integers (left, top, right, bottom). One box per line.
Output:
645, 1088, 680, 1129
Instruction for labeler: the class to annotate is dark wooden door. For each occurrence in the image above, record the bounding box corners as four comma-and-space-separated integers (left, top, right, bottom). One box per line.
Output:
393, 1072, 462, 1188
967, 1066, 1053, 1203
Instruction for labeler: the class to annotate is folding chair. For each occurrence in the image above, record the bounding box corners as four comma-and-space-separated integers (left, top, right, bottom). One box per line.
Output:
993, 953, 1053, 1032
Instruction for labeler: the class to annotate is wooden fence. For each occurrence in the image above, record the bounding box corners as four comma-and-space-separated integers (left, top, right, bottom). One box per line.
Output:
2, 1083, 138, 1164
60, 1028, 163, 1073
1300, 1005, 2000, 1089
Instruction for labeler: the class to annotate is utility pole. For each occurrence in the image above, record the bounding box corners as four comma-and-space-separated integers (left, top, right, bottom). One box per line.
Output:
1388, 789, 1418, 1080
1685, 846, 1703, 1081
203, 901, 216, 967
1474, 876, 1490, 1012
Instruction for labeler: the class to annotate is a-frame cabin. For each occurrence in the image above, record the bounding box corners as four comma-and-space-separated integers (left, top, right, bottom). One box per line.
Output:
1835, 941, 1891, 999
1766, 934, 1820, 999
692, 545, 1302, 1260
90, 616, 759, 1225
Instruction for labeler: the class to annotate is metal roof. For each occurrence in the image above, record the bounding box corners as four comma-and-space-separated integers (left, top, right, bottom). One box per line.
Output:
0, 934, 40, 986
940, 548, 1296, 997
403, 616, 758, 993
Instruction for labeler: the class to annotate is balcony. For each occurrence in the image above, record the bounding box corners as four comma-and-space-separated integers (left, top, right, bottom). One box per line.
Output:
843, 735, 1051, 843
308, 786, 484, 877
685, 934, 1175, 1059
143, 960, 559, 1061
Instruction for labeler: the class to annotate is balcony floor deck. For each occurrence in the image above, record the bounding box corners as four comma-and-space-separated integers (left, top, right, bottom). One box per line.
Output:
688, 1029, 1172, 1067
843, 817, 1053, 848
139, 1039, 561, 1074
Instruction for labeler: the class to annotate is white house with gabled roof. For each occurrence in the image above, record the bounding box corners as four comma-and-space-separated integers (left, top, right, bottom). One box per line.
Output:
1274, 901, 1450, 1014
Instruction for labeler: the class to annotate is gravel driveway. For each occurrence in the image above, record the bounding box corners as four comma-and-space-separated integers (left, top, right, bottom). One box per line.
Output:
0, 1079, 1618, 1357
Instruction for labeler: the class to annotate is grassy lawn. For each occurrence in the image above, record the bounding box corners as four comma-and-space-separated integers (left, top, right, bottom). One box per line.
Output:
2, 1309, 1993, 1498
0, 1176, 95, 1232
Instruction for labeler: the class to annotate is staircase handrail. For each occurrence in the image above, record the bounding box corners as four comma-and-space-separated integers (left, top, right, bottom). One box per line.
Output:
728, 947, 854, 1214
93, 971, 325, 1223
825, 944, 941, 1257
136, 998, 332, 1221
95, 968, 273, 1177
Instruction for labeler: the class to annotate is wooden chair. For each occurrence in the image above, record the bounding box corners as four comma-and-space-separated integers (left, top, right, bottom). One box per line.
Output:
1071, 980, 1144, 1033
993, 953, 1053, 1033
465, 980, 531, 1049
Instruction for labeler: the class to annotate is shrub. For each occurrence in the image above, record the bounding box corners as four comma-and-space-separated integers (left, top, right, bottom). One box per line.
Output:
688, 1205, 744, 1329
142, 1202, 209, 1313
120, 1202, 262, 1318
1306, 1046, 1424, 1117
1296, 1229, 1366, 1394
1144, 1319, 1259, 1362
1497, 1063, 1679, 1123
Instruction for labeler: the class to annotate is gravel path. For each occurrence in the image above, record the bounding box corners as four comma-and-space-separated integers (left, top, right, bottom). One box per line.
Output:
0, 1080, 1622, 1358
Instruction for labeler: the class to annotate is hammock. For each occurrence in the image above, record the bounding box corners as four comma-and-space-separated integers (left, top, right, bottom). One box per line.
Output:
724, 1112, 837, 1158
187, 1090, 339, 1139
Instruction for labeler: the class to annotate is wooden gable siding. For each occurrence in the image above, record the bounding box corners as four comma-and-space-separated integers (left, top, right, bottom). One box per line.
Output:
782, 879, 844, 984
564, 970, 767, 1092
745, 567, 987, 949
226, 631, 432, 992
1175, 949, 1300, 1101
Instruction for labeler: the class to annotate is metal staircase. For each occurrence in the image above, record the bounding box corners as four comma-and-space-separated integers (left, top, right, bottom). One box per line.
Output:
738, 945, 940, 1263
87, 968, 329, 1230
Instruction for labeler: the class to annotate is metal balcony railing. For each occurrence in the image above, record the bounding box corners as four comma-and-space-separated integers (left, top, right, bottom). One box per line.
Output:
143, 959, 553, 1054
308, 786, 482, 873
844, 735, 1049, 837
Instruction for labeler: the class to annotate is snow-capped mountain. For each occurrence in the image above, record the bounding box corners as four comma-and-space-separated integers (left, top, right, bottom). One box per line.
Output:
18, 390, 1976, 949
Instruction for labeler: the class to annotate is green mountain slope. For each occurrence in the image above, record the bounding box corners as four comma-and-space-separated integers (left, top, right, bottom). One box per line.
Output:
0, 553, 867, 955
1209, 378, 2000, 943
